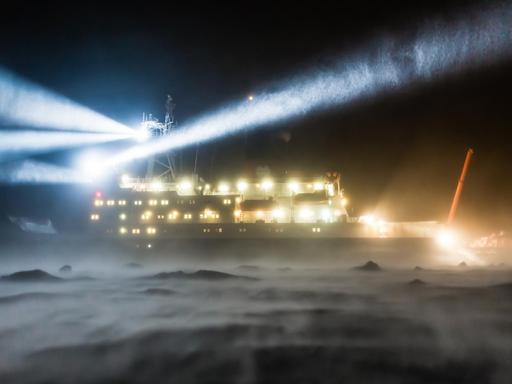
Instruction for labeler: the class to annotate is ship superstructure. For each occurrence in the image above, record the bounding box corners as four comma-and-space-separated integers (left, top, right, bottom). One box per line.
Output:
90, 173, 354, 235
89, 97, 438, 244
90, 171, 439, 242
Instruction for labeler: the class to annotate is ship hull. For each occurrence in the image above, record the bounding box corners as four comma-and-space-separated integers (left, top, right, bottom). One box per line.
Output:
122, 237, 437, 267
0, 229, 439, 269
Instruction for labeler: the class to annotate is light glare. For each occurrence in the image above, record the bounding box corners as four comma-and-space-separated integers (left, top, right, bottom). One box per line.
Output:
0, 130, 131, 160
105, 3, 512, 168
0, 160, 84, 184
0, 67, 134, 135
261, 179, 273, 191
237, 180, 248, 192
288, 181, 299, 193
437, 229, 458, 249
178, 180, 193, 191
77, 151, 108, 181
218, 183, 230, 193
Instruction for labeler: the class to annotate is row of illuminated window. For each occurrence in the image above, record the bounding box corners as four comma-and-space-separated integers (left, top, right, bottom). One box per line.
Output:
205, 179, 333, 194
94, 200, 127, 207
118, 226, 321, 235
202, 228, 223, 233
199, 209, 220, 219
236, 207, 344, 221
121, 179, 335, 195
119, 227, 156, 235
92, 211, 223, 222
140, 211, 196, 220
93, 199, 232, 207
179, 179, 306, 194
149, 199, 168, 206
93, 211, 330, 227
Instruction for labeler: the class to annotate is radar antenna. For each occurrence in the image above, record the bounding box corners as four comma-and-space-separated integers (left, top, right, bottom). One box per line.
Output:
164, 94, 176, 129
143, 95, 178, 180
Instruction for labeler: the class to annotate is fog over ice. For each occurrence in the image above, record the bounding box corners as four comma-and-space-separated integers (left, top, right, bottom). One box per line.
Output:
1, 251, 512, 384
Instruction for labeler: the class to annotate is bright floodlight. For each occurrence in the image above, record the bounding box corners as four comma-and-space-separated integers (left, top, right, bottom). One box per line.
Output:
104, 2, 512, 169
321, 208, 332, 221
236, 180, 248, 192
178, 179, 193, 192
272, 208, 285, 219
261, 179, 273, 191
437, 229, 458, 249
299, 207, 313, 219
359, 214, 376, 225
218, 183, 230, 193
134, 129, 151, 142
288, 181, 299, 193
77, 151, 108, 181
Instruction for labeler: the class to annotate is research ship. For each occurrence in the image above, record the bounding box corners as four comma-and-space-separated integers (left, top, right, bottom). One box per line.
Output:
85, 96, 440, 265
87, 173, 440, 265
90, 173, 437, 242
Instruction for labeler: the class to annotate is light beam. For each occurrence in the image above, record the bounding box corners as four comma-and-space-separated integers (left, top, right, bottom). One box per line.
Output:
106, 2, 512, 168
0, 130, 132, 160
0, 67, 134, 135
76, 150, 110, 181
0, 160, 85, 184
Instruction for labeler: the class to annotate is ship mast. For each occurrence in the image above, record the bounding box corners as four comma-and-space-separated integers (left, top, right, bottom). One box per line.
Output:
164, 95, 178, 180
144, 95, 178, 180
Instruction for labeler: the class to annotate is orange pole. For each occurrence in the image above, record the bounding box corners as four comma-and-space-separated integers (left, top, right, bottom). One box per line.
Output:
447, 148, 474, 224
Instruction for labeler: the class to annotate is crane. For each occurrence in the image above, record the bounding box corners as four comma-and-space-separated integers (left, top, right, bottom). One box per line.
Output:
447, 148, 474, 224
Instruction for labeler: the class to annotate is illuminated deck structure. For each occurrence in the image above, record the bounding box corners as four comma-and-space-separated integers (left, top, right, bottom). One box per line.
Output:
90, 173, 437, 242
89, 97, 438, 249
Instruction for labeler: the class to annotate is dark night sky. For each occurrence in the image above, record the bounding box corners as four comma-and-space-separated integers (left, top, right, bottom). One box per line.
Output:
0, 0, 511, 234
